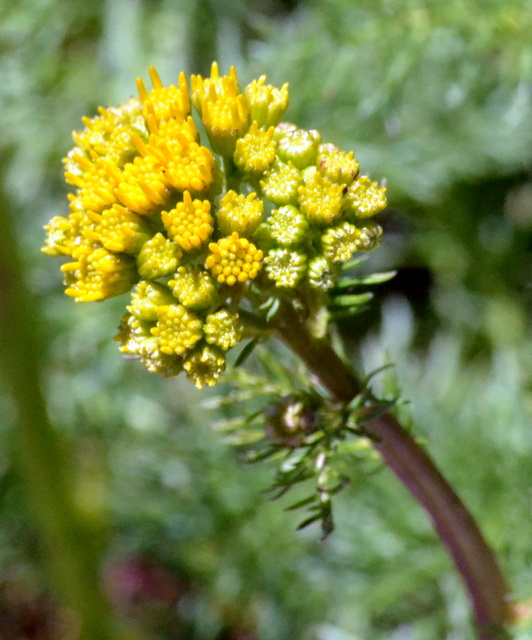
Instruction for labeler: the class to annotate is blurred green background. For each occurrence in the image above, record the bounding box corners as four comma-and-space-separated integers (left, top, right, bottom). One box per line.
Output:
0, 0, 531, 638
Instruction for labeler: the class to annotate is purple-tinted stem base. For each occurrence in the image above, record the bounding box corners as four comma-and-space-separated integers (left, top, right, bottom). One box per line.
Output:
274, 302, 511, 639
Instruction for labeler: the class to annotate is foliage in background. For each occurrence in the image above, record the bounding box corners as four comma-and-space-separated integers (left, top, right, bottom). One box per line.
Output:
0, 0, 531, 639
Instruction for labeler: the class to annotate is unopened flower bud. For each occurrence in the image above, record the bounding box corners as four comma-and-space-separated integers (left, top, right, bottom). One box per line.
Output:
321, 222, 364, 263
244, 76, 289, 128
260, 160, 302, 206
234, 121, 277, 175
298, 173, 344, 226
184, 345, 226, 389
265, 396, 319, 447
42, 215, 78, 257
169, 265, 218, 310
264, 248, 307, 288
273, 122, 297, 142
277, 128, 321, 170
152, 304, 203, 355
267, 205, 308, 246
127, 281, 175, 322
317, 143, 359, 185
343, 175, 387, 219
136, 233, 183, 279
203, 309, 243, 350
307, 256, 337, 291
357, 221, 383, 251
216, 190, 264, 237
116, 313, 184, 377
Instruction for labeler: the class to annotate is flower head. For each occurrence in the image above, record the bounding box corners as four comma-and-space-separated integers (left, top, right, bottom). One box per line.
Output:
343, 176, 388, 218
152, 304, 203, 356
205, 232, 263, 286
44, 63, 387, 388
191, 63, 250, 157
162, 191, 214, 251
243, 75, 289, 128
234, 121, 277, 175
216, 190, 264, 237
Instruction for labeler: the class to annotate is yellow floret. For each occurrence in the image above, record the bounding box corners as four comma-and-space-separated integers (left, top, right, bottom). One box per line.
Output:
343, 176, 388, 219
161, 191, 214, 251
136, 66, 191, 123
95, 204, 152, 254
152, 304, 203, 355
115, 155, 171, 215
191, 62, 250, 156
298, 173, 344, 226
68, 98, 146, 168
183, 345, 226, 389
134, 119, 215, 194
203, 309, 243, 350
243, 75, 289, 128
61, 247, 138, 302
317, 143, 359, 185
42, 215, 80, 257
65, 154, 120, 213
234, 121, 277, 175
205, 232, 263, 286
136, 232, 183, 279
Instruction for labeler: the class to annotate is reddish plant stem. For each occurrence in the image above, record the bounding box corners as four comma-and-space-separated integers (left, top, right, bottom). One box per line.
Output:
274, 302, 511, 639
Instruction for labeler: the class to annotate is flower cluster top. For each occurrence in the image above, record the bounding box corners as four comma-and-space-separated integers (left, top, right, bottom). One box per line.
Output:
43, 63, 387, 389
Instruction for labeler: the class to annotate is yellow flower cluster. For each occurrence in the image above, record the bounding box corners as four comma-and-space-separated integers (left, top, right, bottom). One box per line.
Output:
206, 232, 263, 286
44, 62, 387, 388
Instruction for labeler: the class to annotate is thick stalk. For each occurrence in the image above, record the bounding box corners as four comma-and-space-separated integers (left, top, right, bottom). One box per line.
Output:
274, 301, 511, 639
0, 201, 123, 640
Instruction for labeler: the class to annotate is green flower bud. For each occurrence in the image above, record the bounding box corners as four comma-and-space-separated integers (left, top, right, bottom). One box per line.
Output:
307, 256, 337, 291
216, 190, 264, 237
152, 304, 203, 355
301, 165, 318, 184
183, 345, 226, 389
357, 221, 383, 251
277, 128, 321, 170
267, 205, 309, 246
343, 175, 387, 219
136, 232, 183, 279
317, 143, 359, 185
203, 308, 243, 350
127, 280, 175, 321
321, 221, 363, 263
243, 76, 289, 128
251, 221, 275, 249
273, 122, 297, 142
265, 248, 307, 288
234, 121, 277, 175
260, 160, 302, 206
169, 265, 218, 310
298, 173, 344, 226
